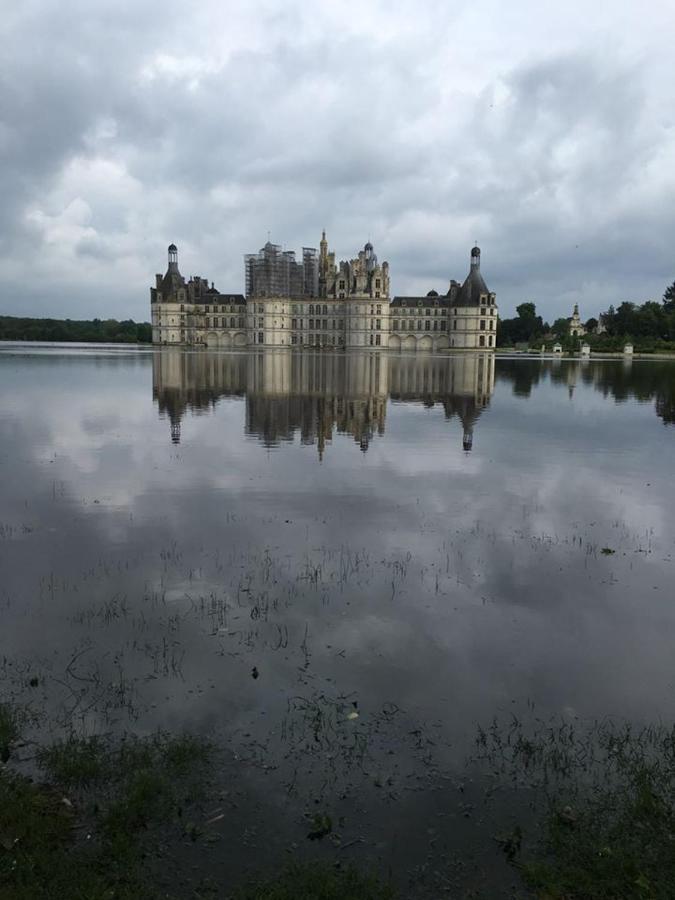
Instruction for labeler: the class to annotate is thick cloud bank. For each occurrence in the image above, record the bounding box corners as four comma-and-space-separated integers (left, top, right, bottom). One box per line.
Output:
1, 0, 674, 320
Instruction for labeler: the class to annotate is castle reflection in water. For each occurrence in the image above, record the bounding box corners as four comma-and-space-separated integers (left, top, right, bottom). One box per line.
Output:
153, 350, 495, 454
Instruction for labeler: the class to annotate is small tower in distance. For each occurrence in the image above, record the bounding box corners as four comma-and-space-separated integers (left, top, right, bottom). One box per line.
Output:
569, 303, 586, 337
168, 243, 179, 273
470, 245, 481, 269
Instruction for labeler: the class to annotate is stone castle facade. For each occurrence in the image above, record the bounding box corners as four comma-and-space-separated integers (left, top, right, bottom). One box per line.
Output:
151, 234, 498, 351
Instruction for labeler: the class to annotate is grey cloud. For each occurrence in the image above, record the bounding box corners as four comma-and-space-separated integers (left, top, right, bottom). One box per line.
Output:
0, 1, 674, 321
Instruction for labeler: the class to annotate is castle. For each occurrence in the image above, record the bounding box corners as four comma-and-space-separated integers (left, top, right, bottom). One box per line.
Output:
150, 234, 498, 351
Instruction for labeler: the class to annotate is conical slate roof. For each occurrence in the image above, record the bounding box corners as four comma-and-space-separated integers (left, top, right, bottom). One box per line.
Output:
456, 268, 489, 306
453, 248, 490, 307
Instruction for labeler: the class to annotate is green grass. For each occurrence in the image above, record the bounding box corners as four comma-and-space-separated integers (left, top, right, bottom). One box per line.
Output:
2, 723, 397, 900
0, 704, 22, 763
1, 730, 214, 899
36, 735, 107, 786
476, 717, 675, 899
227, 862, 396, 899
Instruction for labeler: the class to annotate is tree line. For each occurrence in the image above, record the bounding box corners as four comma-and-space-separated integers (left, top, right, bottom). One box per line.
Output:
0, 316, 152, 344
497, 281, 675, 351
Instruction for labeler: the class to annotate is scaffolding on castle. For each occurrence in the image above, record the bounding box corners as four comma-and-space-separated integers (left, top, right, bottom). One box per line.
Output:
245, 242, 319, 299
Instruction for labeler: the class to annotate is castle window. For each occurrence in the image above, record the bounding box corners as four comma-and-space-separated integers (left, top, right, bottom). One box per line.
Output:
180, 304, 184, 312
292, 318, 297, 329
440, 321, 447, 331
309, 318, 314, 329
376, 304, 381, 314
417, 321, 422, 331
339, 319, 343, 329
238, 317, 244, 327
489, 335, 493, 347
291, 334, 298, 345
433, 321, 438, 331
481, 307, 486, 316
322, 304, 327, 315
376, 279, 381, 288
257, 332, 263, 344
393, 320, 399, 330
479, 335, 485, 347
375, 334, 381, 346
230, 317, 235, 327
292, 304, 298, 314
480, 320, 486, 330
425, 320, 431, 331
258, 318, 263, 328
339, 280, 345, 289
417, 300, 422, 307
369, 334, 374, 346
490, 320, 494, 330
425, 308, 430, 316
453, 321, 457, 331
376, 319, 381, 330
375, 292, 380, 298
257, 304, 263, 313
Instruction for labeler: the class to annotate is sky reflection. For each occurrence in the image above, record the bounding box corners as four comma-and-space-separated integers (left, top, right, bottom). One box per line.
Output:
0, 348, 674, 767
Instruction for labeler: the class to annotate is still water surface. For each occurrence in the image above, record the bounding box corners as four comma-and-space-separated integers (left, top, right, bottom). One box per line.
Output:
1, 346, 674, 893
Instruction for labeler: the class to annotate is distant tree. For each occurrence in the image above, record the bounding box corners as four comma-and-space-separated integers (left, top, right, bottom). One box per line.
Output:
551, 318, 570, 338
584, 317, 598, 333
496, 302, 545, 346
0, 316, 152, 344
516, 302, 537, 320
663, 281, 675, 313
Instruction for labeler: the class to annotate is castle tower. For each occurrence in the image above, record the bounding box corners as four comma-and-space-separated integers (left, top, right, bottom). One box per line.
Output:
168, 243, 179, 273
569, 303, 585, 337
319, 229, 328, 297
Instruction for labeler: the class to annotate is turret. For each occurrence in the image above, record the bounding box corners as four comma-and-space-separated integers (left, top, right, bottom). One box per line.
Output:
167, 243, 180, 274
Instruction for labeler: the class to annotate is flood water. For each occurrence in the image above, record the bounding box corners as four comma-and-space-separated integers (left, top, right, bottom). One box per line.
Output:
1, 345, 675, 895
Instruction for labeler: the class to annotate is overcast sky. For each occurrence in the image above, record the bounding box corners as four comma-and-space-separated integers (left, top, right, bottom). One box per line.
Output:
1, 0, 674, 322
